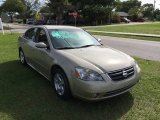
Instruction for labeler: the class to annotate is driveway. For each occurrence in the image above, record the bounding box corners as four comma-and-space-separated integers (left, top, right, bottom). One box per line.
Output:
3, 23, 31, 29
95, 35, 160, 61
1, 23, 31, 33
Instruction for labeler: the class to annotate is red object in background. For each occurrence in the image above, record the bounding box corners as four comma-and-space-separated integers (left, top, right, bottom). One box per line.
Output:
133, 18, 145, 22
73, 11, 78, 18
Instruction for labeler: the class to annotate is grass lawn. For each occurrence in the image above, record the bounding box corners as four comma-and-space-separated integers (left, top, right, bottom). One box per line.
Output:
90, 32, 160, 42
0, 33, 160, 120
85, 23, 160, 35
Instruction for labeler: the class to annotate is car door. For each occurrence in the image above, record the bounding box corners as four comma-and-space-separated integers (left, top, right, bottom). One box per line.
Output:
22, 28, 37, 64
33, 28, 53, 78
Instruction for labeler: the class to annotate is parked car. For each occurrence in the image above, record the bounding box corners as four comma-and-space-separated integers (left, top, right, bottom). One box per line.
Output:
34, 20, 46, 25
18, 25, 141, 101
47, 19, 56, 25
133, 18, 145, 22
121, 18, 131, 23
16, 19, 23, 23
26, 19, 34, 24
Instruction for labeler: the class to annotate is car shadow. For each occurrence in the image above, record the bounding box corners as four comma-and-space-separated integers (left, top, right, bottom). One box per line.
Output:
0, 60, 134, 120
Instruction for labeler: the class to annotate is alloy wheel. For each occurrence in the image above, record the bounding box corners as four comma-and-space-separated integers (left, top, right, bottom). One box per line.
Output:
54, 73, 65, 96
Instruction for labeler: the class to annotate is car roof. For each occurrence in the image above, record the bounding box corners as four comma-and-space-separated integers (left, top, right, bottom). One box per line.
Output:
37, 25, 82, 30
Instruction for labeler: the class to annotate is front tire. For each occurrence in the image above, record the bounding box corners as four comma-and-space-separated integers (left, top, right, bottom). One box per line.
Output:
19, 49, 27, 65
52, 68, 72, 100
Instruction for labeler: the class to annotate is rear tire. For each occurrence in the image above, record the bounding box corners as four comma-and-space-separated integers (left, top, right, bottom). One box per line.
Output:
51, 68, 72, 100
19, 49, 27, 65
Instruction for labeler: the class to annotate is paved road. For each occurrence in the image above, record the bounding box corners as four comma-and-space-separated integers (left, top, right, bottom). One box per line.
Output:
88, 30, 160, 38
95, 35, 160, 61
3, 23, 31, 29
1, 23, 30, 33
2, 29, 27, 33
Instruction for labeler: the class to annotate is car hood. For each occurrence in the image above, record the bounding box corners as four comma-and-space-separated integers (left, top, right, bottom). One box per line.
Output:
62, 46, 134, 73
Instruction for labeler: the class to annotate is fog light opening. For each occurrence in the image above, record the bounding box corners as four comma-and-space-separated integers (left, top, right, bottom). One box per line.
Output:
93, 93, 100, 98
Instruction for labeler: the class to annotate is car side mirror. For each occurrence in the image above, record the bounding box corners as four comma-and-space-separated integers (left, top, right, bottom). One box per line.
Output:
97, 38, 101, 42
35, 42, 47, 48
97, 38, 103, 45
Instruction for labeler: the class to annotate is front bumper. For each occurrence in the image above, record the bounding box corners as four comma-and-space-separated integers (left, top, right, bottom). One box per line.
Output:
70, 66, 141, 101
75, 83, 137, 101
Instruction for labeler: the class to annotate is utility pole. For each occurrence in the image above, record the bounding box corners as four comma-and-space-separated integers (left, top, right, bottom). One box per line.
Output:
153, 0, 156, 21
154, 0, 156, 10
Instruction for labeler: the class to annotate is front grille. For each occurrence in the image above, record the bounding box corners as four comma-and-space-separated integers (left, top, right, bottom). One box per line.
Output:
108, 66, 135, 81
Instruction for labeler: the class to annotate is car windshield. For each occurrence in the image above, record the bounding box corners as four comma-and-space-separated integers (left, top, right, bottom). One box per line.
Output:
48, 29, 101, 49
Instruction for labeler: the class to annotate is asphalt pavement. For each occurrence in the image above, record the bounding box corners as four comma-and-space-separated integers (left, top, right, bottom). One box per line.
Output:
95, 35, 160, 61
88, 30, 160, 38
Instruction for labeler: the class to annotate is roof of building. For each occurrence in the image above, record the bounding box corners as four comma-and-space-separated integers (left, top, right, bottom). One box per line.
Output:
116, 12, 129, 17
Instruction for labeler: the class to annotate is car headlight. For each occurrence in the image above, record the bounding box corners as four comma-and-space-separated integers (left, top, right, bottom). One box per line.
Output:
75, 67, 104, 81
135, 61, 141, 73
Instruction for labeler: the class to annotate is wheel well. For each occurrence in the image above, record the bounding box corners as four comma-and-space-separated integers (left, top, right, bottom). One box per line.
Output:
50, 64, 69, 83
51, 65, 65, 76
19, 47, 22, 56
50, 64, 72, 96
19, 47, 22, 51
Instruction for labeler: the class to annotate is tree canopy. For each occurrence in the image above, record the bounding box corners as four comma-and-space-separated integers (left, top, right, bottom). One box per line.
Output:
141, 3, 154, 20
0, 0, 26, 13
1, 0, 160, 24
21, 0, 41, 18
116, 0, 141, 13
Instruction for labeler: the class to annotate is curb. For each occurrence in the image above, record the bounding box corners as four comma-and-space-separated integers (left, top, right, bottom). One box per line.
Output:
87, 30, 160, 38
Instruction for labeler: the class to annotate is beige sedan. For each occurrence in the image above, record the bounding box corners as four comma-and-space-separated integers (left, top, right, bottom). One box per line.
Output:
18, 25, 141, 101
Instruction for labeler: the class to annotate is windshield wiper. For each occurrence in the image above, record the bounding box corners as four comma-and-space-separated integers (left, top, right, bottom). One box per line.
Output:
57, 44, 99, 49
57, 47, 75, 50
78, 44, 95, 48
